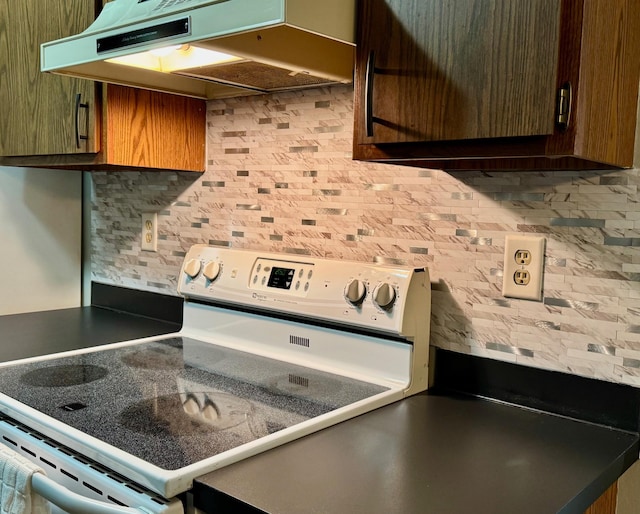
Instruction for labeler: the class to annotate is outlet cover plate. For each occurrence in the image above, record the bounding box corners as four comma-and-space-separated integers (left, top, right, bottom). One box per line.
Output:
502, 235, 545, 301
141, 212, 157, 252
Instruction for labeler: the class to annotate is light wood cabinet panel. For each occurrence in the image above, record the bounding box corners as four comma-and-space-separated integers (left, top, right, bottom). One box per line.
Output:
584, 480, 617, 514
104, 85, 205, 172
0, 0, 205, 172
353, 0, 640, 171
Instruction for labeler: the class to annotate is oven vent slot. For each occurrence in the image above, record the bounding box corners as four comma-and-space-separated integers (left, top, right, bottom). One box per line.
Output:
83, 480, 103, 495
289, 374, 309, 388
60, 468, 78, 481
290, 335, 310, 348
2, 436, 17, 447
39, 456, 57, 469
21, 445, 36, 457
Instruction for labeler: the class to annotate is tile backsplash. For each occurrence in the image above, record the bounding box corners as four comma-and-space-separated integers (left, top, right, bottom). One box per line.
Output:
91, 85, 640, 386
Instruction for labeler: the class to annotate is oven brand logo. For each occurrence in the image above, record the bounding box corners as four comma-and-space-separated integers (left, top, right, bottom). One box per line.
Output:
252, 293, 268, 301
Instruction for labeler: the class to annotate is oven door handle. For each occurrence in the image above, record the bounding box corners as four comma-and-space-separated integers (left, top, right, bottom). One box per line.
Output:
32, 473, 151, 514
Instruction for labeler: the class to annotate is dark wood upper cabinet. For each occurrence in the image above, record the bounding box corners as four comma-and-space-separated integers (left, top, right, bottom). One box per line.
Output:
353, 0, 640, 171
0, 0, 205, 172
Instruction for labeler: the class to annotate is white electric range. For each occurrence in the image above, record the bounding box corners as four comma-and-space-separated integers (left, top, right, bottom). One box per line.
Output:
0, 245, 431, 513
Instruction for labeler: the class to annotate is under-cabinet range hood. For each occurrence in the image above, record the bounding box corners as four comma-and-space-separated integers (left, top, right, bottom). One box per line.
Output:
41, 0, 355, 99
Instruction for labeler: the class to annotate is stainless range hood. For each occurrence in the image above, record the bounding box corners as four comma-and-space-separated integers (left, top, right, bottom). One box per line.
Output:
41, 0, 355, 99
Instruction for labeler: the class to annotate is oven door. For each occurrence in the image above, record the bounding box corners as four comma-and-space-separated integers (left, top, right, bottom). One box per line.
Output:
0, 416, 184, 514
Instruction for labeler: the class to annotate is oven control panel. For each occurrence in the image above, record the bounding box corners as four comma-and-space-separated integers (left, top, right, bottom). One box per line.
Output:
177, 245, 430, 337
248, 258, 315, 298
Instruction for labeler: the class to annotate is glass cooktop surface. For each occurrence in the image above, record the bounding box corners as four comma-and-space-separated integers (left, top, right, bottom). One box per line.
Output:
0, 337, 388, 470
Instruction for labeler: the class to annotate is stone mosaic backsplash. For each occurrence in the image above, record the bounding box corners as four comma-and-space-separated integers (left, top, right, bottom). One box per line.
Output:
91, 85, 640, 386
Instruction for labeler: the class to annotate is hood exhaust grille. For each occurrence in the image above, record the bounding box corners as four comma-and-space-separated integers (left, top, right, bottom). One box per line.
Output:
178, 61, 331, 92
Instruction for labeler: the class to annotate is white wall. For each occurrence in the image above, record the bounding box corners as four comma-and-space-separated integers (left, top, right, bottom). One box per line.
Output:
0, 167, 81, 314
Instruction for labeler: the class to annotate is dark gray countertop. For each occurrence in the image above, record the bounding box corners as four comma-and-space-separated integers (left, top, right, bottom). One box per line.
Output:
193, 393, 638, 514
0, 305, 637, 514
0, 306, 180, 361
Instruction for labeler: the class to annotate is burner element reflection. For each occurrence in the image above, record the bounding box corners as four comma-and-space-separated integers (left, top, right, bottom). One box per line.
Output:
120, 345, 184, 370
119, 392, 263, 437
183, 394, 221, 423
20, 365, 108, 387
267, 373, 342, 399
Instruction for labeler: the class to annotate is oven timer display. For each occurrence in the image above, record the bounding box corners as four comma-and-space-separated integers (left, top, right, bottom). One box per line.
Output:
251, 258, 313, 297
267, 267, 295, 290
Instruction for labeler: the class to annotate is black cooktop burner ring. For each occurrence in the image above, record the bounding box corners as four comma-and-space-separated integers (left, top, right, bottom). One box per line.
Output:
120, 344, 184, 370
20, 364, 109, 387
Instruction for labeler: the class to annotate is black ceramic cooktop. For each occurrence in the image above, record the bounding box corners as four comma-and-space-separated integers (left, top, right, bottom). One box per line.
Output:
0, 337, 387, 470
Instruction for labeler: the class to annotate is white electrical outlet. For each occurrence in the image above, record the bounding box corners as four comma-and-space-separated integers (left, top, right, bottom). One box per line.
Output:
502, 235, 545, 301
141, 212, 157, 252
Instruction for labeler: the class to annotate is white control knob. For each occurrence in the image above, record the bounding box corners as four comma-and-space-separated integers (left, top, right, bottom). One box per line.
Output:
373, 283, 396, 309
184, 259, 202, 278
344, 279, 367, 305
202, 261, 221, 281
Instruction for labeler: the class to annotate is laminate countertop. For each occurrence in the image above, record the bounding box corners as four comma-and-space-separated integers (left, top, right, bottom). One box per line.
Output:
194, 392, 638, 514
0, 305, 637, 514
0, 305, 181, 361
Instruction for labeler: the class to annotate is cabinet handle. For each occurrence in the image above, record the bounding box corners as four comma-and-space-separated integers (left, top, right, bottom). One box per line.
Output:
365, 51, 376, 137
556, 82, 572, 132
75, 93, 89, 149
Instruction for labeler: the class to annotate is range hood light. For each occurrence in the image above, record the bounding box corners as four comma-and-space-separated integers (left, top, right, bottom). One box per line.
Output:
148, 45, 182, 57
106, 45, 242, 73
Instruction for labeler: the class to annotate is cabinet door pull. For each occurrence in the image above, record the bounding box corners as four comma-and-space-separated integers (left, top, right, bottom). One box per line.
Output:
365, 51, 376, 137
556, 82, 572, 132
75, 93, 89, 149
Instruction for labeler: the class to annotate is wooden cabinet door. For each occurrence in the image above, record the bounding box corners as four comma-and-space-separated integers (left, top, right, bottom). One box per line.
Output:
0, 1, 98, 157
355, 0, 563, 145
